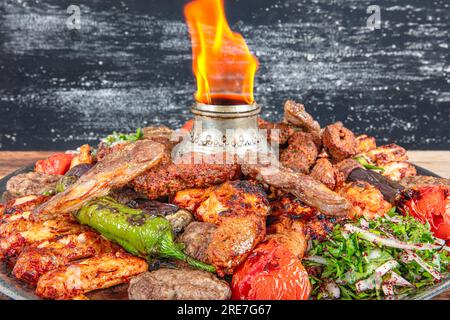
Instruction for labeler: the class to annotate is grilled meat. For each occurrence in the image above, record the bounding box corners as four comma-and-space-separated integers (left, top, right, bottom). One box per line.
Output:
6, 172, 61, 198
267, 216, 307, 259
322, 122, 357, 162
334, 158, 363, 181
269, 195, 341, 241
257, 117, 296, 145
128, 268, 231, 300
172, 187, 214, 212
194, 180, 269, 224
283, 100, 321, 137
355, 134, 377, 154
36, 251, 148, 300
0, 216, 85, 262
364, 144, 408, 165
35, 140, 165, 218
310, 158, 341, 190
280, 132, 318, 174
174, 181, 270, 276
382, 161, 417, 181
399, 175, 450, 189
1, 194, 50, 217
242, 160, 353, 217
12, 232, 117, 285
177, 222, 218, 263
271, 194, 316, 219
132, 152, 241, 200
347, 168, 404, 203
339, 180, 392, 219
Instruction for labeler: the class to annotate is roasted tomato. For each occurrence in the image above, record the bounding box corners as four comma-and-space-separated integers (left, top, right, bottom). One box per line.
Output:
398, 185, 450, 241
231, 239, 311, 300
35, 153, 74, 175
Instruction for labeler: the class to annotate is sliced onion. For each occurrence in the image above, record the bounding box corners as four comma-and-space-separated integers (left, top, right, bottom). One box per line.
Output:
303, 255, 328, 265
403, 251, 442, 281
323, 280, 341, 299
382, 283, 395, 296
343, 224, 443, 251
355, 260, 399, 292
385, 271, 414, 287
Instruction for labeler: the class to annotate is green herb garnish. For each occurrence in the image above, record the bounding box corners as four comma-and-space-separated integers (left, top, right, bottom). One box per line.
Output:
305, 209, 449, 300
102, 128, 143, 147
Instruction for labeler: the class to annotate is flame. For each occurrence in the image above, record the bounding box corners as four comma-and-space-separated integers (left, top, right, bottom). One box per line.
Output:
184, 0, 259, 105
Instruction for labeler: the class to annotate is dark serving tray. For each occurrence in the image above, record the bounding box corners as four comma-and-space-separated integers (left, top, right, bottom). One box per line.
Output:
0, 165, 449, 300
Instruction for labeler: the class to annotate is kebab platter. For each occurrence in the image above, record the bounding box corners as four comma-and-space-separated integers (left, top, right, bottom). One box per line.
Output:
0, 0, 448, 300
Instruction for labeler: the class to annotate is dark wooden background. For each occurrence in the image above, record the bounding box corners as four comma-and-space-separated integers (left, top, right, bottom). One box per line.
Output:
0, 0, 449, 151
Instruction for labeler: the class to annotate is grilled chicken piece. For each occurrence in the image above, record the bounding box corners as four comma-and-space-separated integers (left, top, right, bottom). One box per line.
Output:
267, 216, 307, 259
355, 134, 377, 154
280, 132, 318, 174
364, 144, 408, 166
0, 215, 84, 261
172, 187, 214, 212
6, 172, 61, 198
271, 194, 316, 219
310, 158, 341, 190
132, 152, 241, 200
322, 122, 357, 162
174, 181, 270, 276
399, 175, 450, 189
283, 100, 321, 137
1, 195, 50, 217
35, 140, 165, 218
13, 232, 117, 285
381, 161, 417, 181
36, 251, 148, 300
242, 159, 353, 217
339, 180, 392, 219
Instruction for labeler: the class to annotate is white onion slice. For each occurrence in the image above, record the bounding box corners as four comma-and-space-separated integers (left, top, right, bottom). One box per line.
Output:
343, 224, 443, 251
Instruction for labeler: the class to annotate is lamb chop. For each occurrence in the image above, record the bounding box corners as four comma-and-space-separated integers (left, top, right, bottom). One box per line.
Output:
241, 156, 353, 217
35, 139, 165, 219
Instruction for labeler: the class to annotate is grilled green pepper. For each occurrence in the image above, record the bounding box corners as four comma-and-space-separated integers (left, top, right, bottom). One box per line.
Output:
75, 197, 215, 273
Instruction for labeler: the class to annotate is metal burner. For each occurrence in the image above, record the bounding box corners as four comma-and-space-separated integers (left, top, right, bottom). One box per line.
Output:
175, 102, 271, 158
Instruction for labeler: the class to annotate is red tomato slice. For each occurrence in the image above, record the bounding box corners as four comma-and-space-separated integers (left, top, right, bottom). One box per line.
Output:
232, 239, 311, 300
400, 185, 450, 241
35, 153, 74, 175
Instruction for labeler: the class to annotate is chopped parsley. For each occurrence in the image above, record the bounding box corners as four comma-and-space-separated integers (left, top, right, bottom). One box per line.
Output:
101, 128, 143, 147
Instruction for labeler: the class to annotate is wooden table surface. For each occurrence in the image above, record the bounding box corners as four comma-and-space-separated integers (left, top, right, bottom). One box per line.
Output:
0, 150, 449, 300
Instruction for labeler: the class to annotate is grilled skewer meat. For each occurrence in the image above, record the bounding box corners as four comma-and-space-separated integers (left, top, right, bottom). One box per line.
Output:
280, 132, 318, 174
0, 216, 85, 262
6, 172, 61, 199
283, 100, 321, 137
35, 140, 165, 218
381, 161, 417, 181
12, 231, 117, 285
355, 134, 377, 154
339, 181, 392, 219
364, 144, 408, 165
132, 152, 241, 200
310, 158, 341, 190
322, 122, 357, 162
128, 268, 231, 300
36, 251, 148, 300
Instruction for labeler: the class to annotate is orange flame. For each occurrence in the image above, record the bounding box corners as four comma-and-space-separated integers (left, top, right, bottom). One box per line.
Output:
184, 0, 259, 105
